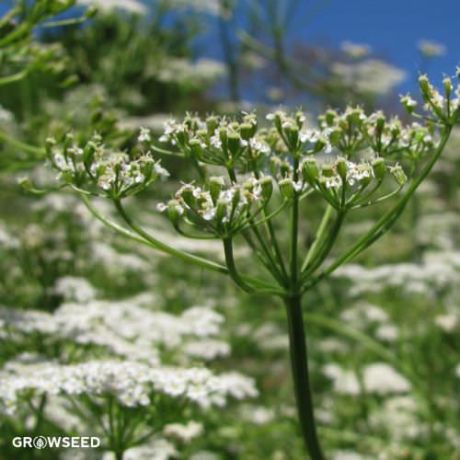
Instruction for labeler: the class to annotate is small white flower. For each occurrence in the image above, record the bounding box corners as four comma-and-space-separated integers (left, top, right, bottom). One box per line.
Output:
138, 127, 152, 143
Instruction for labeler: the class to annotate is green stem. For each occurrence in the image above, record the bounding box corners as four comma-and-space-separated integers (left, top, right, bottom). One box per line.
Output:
301, 205, 334, 272
0, 70, 28, 86
301, 211, 345, 281
223, 238, 254, 293
0, 129, 44, 156
290, 159, 300, 291
285, 294, 325, 460
111, 199, 228, 274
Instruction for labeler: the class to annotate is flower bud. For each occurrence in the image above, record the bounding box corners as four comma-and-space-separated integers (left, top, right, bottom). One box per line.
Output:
324, 109, 337, 127
83, 142, 96, 168
418, 75, 431, 100
45, 137, 56, 155
240, 123, 255, 140
284, 123, 299, 150
231, 188, 241, 210
18, 177, 33, 191
375, 113, 386, 132
278, 178, 295, 199
400, 95, 417, 114
209, 176, 224, 204
188, 138, 203, 158
215, 199, 227, 223
390, 165, 407, 186
206, 116, 219, 135
295, 111, 306, 127
301, 158, 319, 184
179, 186, 195, 208
321, 164, 335, 178
336, 158, 347, 180
260, 176, 273, 201
227, 131, 241, 156
443, 77, 453, 97
372, 158, 387, 181
218, 127, 228, 145
175, 128, 188, 147
167, 200, 184, 224
63, 133, 74, 151
279, 161, 291, 177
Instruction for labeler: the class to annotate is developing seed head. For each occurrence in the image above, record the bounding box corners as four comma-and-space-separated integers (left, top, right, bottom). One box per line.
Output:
227, 131, 242, 156
259, 176, 273, 201
418, 74, 431, 97
390, 164, 407, 186
301, 158, 319, 184
443, 77, 453, 97
400, 94, 418, 114
321, 164, 335, 178
372, 158, 387, 181
278, 178, 295, 200
336, 157, 348, 180
209, 176, 225, 203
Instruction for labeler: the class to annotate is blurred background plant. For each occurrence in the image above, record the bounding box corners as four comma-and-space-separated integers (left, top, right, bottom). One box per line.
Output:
1, 1, 460, 459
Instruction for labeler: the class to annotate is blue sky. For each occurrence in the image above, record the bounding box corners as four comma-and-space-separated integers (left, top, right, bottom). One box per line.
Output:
289, 0, 459, 90
2, 0, 458, 92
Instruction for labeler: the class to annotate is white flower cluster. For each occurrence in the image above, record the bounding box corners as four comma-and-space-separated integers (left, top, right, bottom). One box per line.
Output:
77, 0, 147, 14
102, 438, 177, 460
323, 362, 410, 396
334, 250, 460, 297
156, 58, 226, 86
157, 105, 436, 218
332, 59, 406, 96
417, 40, 446, 58
0, 360, 258, 415
159, 175, 273, 237
47, 132, 169, 198
340, 41, 371, 59
340, 302, 399, 342
53, 276, 97, 302
163, 420, 203, 443
166, 0, 221, 16
369, 396, 422, 442
0, 296, 228, 363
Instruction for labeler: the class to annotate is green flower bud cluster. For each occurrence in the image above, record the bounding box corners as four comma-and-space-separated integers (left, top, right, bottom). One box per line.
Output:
300, 156, 406, 209
157, 175, 274, 238
47, 132, 169, 199
266, 110, 330, 155
318, 107, 435, 160
159, 113, 270, 169
413, 71, 460, 125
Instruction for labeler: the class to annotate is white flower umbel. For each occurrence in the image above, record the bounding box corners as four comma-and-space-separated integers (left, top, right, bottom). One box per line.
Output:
0, 360, 258, 415
102, 438, 178, 460
163, 421, 204, 443
363, 363, 411, 395
77, 0, 147, 14
332, 59, 406, 95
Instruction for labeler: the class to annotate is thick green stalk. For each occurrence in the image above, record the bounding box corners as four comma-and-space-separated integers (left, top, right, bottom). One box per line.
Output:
285, 294, 325, 460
